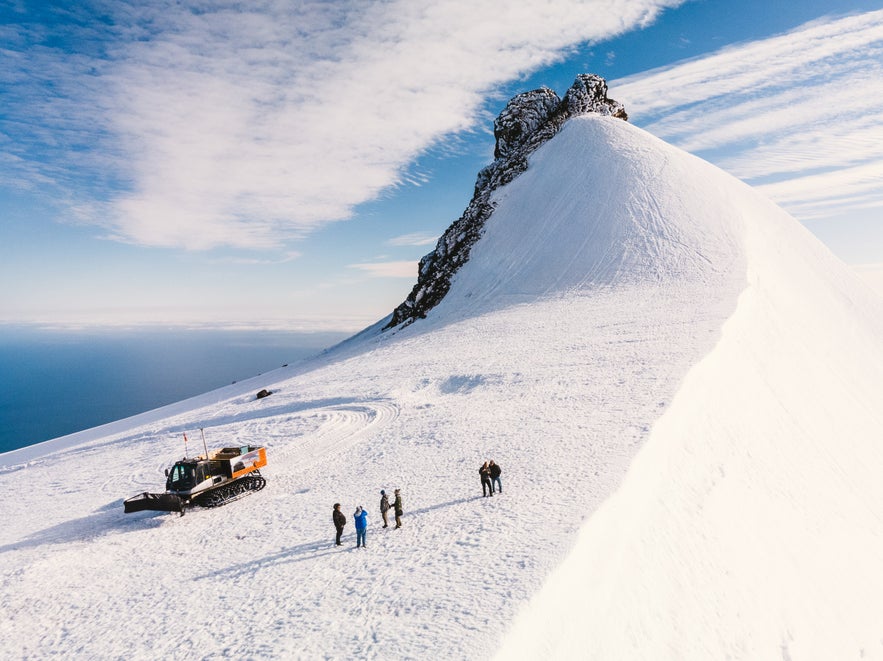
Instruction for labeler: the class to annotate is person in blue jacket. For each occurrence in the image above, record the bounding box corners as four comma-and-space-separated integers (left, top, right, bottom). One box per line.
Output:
354, 505, 369, 548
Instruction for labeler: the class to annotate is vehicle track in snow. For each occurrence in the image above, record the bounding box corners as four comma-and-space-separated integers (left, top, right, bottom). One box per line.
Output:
225, 399, 399, 470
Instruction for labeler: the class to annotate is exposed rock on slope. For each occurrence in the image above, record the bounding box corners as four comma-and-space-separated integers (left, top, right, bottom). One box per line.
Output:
385, 74, 627, 330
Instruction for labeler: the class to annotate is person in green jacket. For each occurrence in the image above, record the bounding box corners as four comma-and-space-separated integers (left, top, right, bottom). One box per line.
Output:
392, 489, 403, 529
380, 490, 390, 528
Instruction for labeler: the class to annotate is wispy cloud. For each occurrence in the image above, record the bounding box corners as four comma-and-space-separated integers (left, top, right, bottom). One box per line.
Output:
204, 251, 302, 266
349, 261, 418, 278
612, 10, 883, 224
2, 0, 684, 251
387, 232, 439, 247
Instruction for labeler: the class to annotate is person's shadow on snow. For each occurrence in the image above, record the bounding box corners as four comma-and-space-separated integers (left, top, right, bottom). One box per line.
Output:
195, 496, 476, 580
193, 538, 342, 580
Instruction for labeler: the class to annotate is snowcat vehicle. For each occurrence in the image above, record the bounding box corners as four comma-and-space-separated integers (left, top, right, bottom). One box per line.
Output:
124, 445, 267, 514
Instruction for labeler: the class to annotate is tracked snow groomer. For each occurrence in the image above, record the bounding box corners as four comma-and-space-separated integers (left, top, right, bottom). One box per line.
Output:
124, 441, 267, 514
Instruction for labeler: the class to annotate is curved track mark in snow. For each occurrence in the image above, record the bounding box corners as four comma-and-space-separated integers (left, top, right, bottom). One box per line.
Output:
241, 399, 399, 470
290, 400, 398, 466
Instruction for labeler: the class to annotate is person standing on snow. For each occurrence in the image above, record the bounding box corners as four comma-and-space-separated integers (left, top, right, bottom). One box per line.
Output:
380, 490, 390, 528
489, 460, 502, 494
480, 461, 493, 497
333, 503, 346, 546
354, 505, 369, 548
392, 489, 403, 529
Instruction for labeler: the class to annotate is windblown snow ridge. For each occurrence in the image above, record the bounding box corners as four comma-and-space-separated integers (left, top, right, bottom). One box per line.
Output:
385, 74, 627, 330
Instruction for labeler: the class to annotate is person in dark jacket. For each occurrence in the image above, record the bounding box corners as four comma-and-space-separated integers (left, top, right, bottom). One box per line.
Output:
380, 490, 390, 528
354, 506, 369, 548
332, 503, 346, 546
489, 460, 502, 494
392, 489, 403, 529
479, 461, 493, 497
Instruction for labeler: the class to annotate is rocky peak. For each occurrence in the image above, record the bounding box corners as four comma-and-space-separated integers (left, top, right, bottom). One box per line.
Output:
493, 87, 561, 160
385, 74, 627, 330
562, 74, 628, 119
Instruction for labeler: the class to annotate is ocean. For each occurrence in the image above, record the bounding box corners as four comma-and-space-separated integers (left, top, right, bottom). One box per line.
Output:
0, 326, 350, 454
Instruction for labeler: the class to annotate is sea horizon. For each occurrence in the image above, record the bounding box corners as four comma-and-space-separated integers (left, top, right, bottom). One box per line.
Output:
0, 325, 351, 454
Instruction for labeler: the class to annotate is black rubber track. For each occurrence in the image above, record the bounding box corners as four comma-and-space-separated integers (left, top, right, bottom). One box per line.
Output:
194, 471, 267, 509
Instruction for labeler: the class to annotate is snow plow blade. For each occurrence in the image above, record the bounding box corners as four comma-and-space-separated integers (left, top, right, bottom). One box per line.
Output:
124, 492, 185, 513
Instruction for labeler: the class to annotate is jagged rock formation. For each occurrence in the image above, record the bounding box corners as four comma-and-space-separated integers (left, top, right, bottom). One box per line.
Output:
385, 74, 627, 330
493, 87, 561, 160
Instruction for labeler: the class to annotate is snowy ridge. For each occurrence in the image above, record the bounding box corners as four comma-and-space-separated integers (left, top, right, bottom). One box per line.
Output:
497, 143, 883, 659
2, 113, 883, 660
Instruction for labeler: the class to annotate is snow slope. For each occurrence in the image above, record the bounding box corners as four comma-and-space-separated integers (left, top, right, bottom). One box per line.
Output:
2, 115, 882, 660
498, 123, 883, 660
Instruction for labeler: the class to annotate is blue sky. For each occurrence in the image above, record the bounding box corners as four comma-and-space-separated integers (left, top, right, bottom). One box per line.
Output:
2, 0, 882, 331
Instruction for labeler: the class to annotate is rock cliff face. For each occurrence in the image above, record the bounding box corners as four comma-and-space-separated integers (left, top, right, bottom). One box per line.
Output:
385, 74, 627, 330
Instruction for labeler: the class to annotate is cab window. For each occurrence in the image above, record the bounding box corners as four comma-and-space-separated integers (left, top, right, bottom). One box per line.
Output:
166, 463, 196, 491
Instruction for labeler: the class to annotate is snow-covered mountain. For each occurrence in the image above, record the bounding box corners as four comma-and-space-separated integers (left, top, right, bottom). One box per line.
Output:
2, 77, 883, 660
388, 74, 628, 328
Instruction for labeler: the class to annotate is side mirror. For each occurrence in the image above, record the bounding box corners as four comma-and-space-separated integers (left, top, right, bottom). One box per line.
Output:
165, 468, 169, 477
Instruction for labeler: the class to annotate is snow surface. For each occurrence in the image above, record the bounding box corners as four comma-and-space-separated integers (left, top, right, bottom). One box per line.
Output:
2, 116, 882, 660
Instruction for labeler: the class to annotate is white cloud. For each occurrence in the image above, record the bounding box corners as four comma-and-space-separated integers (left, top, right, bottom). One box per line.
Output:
2, 0, 684, 251
756, 162, 883, 220
387, 232, 439, 247
611, 10, 883, 225
613, 11, 883, 115
349, 261, 419, 278
204, 251, 302, 266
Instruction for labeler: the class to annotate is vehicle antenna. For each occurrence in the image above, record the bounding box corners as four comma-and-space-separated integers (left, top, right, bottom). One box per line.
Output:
200, 427, 209, 459
183, 431, 189, 458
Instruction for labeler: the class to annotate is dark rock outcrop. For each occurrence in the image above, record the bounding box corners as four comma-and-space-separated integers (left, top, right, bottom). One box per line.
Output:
493, 87, 560, 160
385, 74, 627, 330
563, 74, 628, 119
